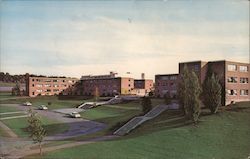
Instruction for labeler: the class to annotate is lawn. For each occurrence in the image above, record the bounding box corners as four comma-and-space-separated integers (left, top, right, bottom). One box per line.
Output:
0, 105, 19, 113
2, 115, 69, 137
1, 95, 84, 110
31, 102, 250, 159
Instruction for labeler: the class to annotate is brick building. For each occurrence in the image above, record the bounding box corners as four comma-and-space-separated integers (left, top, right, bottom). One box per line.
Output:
155, 74, 178, 98
155, 60, 250, 105
80, 72, 153, 96
26, 76, 78, 97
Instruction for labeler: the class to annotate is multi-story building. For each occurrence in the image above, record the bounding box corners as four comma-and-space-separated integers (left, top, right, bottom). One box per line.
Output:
155, 74, 178, 98
80, 72, 154, 97
209, 60, 250, 105
80, 72, 134, 96
26, 76, 78, 97
155, 60, 250, 105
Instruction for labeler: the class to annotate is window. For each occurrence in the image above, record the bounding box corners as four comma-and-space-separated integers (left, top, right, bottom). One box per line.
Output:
45, 89, 51, 92
53, 80, 59, 82
44, 84, 51, 87
227, 77, 237, 83
32, 79, 35, 82
32, 92, 35, 95
194, 64, 199, 72
228, 64, 237, 71
240, 90, 249, 96
128, 84, 131, 87
170, 76, 177, 80
239, 66, 248, 72
240, 78, 248, 84
227, 89, 237, 96
36, 84, 43, 87
45, 79, 51, 82
161, 76, 169, 80
53, 89, 59, 92
53, 84, 59, 87
32, 84, 34, 87
36, 89, 42, 93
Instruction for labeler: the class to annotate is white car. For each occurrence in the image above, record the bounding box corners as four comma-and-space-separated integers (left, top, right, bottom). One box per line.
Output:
69, 112, 81, 118
23, 102, 32, 106
38, 105, 48, 110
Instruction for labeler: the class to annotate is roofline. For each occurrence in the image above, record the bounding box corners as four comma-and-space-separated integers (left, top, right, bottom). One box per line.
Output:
210, 60, 249, 65
155, 73, 179, 77
29, 76, 78, 79
179, 60, 207, 64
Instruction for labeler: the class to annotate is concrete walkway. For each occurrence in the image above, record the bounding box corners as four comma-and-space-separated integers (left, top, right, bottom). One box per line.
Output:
114, 103, 179, 136
0, 114, 29, 120
0, 121, 18, 138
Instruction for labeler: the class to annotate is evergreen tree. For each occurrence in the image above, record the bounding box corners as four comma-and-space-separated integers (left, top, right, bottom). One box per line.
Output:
178, 65, 190, 115
164, 92, 171, 105
141, 96, 152, 114
203, 73, 222, 113
178, 65, 202, 123
188, 71, 202, 123
27, 108, 46, 155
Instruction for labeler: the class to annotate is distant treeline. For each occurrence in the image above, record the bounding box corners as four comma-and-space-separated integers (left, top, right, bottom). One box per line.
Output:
0, 72, 28, 83
0, 72, 69, 83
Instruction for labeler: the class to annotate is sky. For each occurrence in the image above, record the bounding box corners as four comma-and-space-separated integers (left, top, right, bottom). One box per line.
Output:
0, 0, 249, 80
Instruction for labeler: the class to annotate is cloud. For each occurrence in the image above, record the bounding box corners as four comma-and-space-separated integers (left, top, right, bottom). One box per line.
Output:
1, 2, 249, 78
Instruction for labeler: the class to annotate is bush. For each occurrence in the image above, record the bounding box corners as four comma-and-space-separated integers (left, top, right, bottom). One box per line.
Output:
141, 97, 152, 114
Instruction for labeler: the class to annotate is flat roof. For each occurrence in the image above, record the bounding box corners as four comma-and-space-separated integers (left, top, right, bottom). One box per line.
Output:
155, 73, 179, 77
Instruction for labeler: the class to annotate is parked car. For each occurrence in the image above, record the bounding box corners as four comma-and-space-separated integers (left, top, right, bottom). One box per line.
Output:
38, 105, 48, 110
69, 112, 81, 118
23, 101, 32, 106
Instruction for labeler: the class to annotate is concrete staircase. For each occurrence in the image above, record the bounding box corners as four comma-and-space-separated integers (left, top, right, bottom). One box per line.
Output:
113, 104, 169, 136
78, 97, 122, 109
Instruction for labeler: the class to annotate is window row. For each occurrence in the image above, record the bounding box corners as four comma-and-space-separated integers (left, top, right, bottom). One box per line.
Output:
32, 84, 68, 87
35, 89, 60, 93
31, 79, 75, 83
159, 76, 178, 80
228, 65, 248, 72
227, 77, 248, 83
227, 89, 249, 96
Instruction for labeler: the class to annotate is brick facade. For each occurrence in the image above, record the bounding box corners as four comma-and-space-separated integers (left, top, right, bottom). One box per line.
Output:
26, 76, 78, 97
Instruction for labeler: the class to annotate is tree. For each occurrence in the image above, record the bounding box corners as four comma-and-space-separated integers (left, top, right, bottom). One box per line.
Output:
178, 65, 190, 115
12, 82, 21, 96
141, 96, 152, 114
164, 92, 171, 105
178, 65, 202, 124
203, 73, 221, 114
27, 108, 46, 155
94, 86, 99, 101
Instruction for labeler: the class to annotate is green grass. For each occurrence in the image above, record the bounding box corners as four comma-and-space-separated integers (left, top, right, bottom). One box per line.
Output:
0, 113, 26, 118
30, 102, 250, 159
0, 92, 18, 100
2, 115, 69, 137
1, 95, 84, 110
0, 106, 19, 113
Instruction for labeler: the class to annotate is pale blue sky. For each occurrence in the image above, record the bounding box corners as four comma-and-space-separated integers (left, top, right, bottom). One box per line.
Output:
0, 0, 249, 79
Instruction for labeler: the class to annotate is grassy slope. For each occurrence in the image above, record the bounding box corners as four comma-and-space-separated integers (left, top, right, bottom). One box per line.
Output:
33, 102, 250, 159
